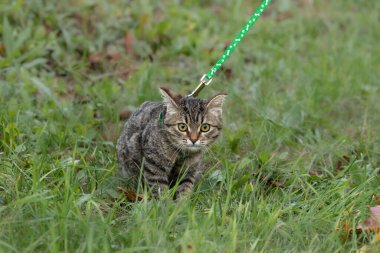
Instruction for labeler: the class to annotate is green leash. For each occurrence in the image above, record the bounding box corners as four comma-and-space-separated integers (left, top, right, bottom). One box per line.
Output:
188, 0, 272, 97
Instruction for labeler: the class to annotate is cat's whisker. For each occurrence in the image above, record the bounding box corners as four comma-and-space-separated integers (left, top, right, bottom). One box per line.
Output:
168, 145, 182, 163
204, 146, 218, 161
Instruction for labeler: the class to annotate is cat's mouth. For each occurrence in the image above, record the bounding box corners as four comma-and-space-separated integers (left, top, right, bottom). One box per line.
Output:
182, 141, 204, 152
177, 140, 204, 152
185, 144, 202, 152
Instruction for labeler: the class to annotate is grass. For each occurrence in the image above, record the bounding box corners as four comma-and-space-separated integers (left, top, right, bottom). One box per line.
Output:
1, 0, 380, 252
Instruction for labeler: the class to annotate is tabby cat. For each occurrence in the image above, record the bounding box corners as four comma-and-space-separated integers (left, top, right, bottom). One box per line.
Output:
117, 87, 226, 199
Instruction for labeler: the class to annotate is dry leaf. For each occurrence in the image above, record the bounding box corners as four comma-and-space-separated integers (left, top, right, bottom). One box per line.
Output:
119, 108, 132, 120
116, 187, 145, 202
259, 176, 285, 188
336, 155, 350, 171
297, 0, 314, 8
124, 32, 135, 55
308, 168, 322, 176
357, 206, 380, 232
0, 43, 5, 56
337, 205, 356, 234
373, 195, 380, 205
89, 52, 103, 64
276, 11, 293, 22
267, 178, 285, 188
223, 68, 233, 80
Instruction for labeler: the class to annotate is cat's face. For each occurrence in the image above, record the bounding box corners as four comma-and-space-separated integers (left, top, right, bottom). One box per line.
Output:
160, 87, 226, 153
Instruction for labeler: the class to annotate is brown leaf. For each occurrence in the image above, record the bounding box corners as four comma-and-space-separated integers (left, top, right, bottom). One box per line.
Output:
116, 187, 145, 202
223, 68, 233, 80
119, 108, 132, 120
88, 52, 103, 64
0, 43, 4, 56
266, 178, 285, 188
260, 176, 285, 188
297, 0, 314, 8
276, 11, 293, 22
124, 32, 135, 55
337, 205, 356, 232
336, 155, 350, 171
357, 206, 380, 232
373, 195, 380, 205
309, 168, 322, 176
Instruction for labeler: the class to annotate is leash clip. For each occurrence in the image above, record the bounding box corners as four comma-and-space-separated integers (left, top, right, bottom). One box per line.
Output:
187, 74, 213, 97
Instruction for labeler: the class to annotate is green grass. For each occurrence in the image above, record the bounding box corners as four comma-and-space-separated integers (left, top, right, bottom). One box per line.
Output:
1, 0, 380, 252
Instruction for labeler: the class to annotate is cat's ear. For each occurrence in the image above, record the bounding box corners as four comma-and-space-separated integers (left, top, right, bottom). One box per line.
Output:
206, 94, 227, 117
159, 87, 180, 115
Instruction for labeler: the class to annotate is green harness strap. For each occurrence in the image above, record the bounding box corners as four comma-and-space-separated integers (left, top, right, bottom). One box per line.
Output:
159, 111, 164, 127
188, 0, 272, 97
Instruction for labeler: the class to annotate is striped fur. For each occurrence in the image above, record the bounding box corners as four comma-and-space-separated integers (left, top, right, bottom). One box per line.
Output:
117, 88, 226, 199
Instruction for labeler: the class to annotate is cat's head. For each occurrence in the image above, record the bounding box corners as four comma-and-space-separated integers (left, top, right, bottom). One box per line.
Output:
160, 87, 226, 153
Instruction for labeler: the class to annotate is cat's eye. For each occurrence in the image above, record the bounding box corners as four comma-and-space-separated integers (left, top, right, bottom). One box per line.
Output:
200, 123, 210, 132
177, 123, 188, 132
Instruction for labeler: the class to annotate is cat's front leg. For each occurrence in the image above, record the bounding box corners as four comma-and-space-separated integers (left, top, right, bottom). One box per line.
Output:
174, 179, 193, 199
174, 160, 204, 200
143, 156, 170, 197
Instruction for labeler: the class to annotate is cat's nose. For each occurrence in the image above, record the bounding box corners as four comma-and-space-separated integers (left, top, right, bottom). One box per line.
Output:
189, 133, 198, 144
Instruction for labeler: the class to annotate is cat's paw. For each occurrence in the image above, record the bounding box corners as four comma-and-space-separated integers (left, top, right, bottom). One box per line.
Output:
174, 187, 193, 201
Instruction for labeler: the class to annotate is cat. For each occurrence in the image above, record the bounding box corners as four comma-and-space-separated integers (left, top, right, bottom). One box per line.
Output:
116, 87, 226, 199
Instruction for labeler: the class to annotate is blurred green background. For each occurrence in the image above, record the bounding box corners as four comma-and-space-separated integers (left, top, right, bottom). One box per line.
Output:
1, 0, 380, 252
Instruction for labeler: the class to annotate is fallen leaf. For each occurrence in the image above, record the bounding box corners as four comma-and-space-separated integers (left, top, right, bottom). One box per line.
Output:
337, 205, 356, 234
357, 206, 380, 232
89, 52, 103, 64
373, 195, 380, 205
119, 108, 132, 120
308, 168, 322, 176
336, 155, 350, 171
223, 68, 233, 80
297, 0, 314, 8
276, 11, 293, 22
259, 176, 285, 188
266, 178, 285, 188
0, 43, 4, 56
124, 32, 135, 55
116, 187, 145, 202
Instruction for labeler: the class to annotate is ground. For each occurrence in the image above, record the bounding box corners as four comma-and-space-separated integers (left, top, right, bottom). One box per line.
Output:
1, 0, 380, 252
